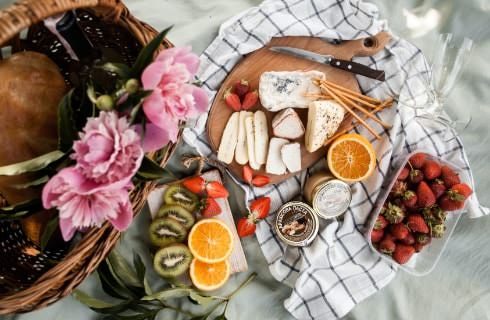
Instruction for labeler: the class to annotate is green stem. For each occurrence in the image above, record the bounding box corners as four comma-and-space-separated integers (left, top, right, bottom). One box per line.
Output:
226, 272, 257, 299
161, 303, 196, 317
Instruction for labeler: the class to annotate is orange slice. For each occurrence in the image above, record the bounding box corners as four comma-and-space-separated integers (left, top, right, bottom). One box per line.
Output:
190, 258, 230, 291
327, 133, 376, 182
188, 219, 233, 263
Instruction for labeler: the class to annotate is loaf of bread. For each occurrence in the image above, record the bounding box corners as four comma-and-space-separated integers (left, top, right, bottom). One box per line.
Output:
0, 51, 66, 244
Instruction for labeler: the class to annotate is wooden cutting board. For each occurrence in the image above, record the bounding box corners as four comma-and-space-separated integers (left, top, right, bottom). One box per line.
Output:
207, 32, 391, 185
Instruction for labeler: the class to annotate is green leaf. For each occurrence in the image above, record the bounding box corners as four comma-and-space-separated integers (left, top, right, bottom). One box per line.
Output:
58, 89, 78, 152
86, 85, 97, 104
136, 156, 176, 182
12, 175, 49, 189
130, 26, 173, 77
213, 314, 227, 320
72, 290, 116, 309
98, 262, 135, 300
40, 215, 59, 250
0, 198, 43, 220
0, 151, 65, 176
143, 277, 153, 296
189, 316, 209, 320
189, 291, 217, 306
142, 288, 215, 303
133, 252, 146, 282
108, 250, 143, 289
100, 62, 131, 78
90, 301, 133, 314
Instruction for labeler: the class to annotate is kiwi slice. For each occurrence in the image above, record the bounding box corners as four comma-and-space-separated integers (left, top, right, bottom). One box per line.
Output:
149, 218, 187, 247
153, 244, 193, 278
157, 205, 195, 230
164, 184, 199, 212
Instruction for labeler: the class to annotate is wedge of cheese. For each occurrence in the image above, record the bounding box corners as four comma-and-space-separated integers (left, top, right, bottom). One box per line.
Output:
235, 111, 253, 165
253, 111, 269, 165
259, 70, 325, 112
218, 112, 240, 164
305, 100, 345, 153
272, 108, 305, 140
281, 142, 301, 173
266, 137, 289, 175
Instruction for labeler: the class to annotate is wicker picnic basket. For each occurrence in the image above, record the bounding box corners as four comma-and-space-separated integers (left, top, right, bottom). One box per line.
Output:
0, 0, 176, 314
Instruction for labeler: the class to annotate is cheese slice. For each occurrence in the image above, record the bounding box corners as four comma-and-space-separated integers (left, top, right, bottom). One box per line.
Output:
217, 112, 240, 164
281, 142, 301, 173
305, 100, 345, 153
259, 70, 325, 112
235, 111, 252, 165
253, 111, 269, 165
272, 108, 305, 140
266, 137, 289, 175
245, 115, 261, 170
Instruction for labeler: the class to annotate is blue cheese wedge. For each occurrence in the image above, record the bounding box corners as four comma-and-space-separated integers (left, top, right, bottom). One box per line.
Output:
305, 100, 345, 153
259, 70, 325, 112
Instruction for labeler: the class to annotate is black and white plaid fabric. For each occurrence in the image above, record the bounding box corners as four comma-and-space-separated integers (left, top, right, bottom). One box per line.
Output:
182, 0, 489, 319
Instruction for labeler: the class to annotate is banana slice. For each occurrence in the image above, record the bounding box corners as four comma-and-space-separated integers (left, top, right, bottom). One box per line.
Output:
245, 115, 260, 170
235, 111, 252, 165
254, 111, 269, 165
217, 112, 240, 164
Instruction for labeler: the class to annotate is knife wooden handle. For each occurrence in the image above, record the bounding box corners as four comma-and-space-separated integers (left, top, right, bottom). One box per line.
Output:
330, 58, 385, 81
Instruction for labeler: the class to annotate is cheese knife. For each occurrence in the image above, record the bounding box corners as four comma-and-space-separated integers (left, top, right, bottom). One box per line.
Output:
269, 46, 385, 81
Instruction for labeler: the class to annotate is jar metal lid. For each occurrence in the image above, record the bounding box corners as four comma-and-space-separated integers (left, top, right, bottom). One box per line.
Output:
275, 201, 319, 247
312, 179, 352, 219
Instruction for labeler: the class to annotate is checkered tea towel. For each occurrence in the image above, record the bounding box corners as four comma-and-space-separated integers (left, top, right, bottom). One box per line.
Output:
182, 0, 489, 319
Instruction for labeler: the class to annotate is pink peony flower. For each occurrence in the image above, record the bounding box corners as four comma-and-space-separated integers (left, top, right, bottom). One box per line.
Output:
42, 167, 133, 241
141, 46, 208, 151
72, 111, 144, 188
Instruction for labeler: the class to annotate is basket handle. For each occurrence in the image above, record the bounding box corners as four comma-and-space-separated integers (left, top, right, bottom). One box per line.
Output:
0, 0, 126, 46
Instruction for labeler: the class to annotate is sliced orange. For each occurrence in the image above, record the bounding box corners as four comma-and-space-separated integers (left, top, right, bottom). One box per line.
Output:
327, 133, 376, 182
190, 258, 230, 291
188, 219, 233, 263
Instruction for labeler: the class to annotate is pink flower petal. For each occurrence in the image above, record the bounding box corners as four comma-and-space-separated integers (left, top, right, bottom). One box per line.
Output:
135, 123, 173, 152
141, 61, 167, 90
59, 218, 77, 241
108, 197, 133, 231
156, 46, 200, 75
192, 86, 209, 113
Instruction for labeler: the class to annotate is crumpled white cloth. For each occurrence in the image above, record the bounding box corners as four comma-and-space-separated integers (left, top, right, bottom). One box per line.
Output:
183, 0, 489, 319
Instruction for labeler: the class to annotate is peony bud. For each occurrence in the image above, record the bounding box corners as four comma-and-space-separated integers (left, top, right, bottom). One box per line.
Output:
96, 95, 114, 111
125, 79, 140, 94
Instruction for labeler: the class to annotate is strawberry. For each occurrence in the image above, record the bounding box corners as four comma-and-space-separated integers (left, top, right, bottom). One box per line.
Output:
237, 217, 256, 237
241, 90, 258, 110
224, 87, 241, 111
406, 214, 429, 233
430, 179, 446, 199
242, 165, 254, 185
383, 203, 406, 224
390, 223, 410, 240
422, 205, 447, 223
402, 191, 417, 209
417, 181, 436, 207
183, 176, 206, 194
393, 244, 415, 264
430, 221, 446, 238
250, 197, 271, 220
441, 165, 460, 187
233, 79, 249, 99
201, 198, 222, 217
374, 215, 388, 230
400, 233, 415, 245
379, 235, 396, 254
409, 169, 424, 184
415, 233, 431, 245
397, 167, 410, 181
439, 194, 464, 211
371, 229, 384, 243
423, 160, 442, 180
251, 175, 271, 187
390, 181, 407, 198
449, 183, 473, 200
409, 153, 427, 169
205, 181, 229, 198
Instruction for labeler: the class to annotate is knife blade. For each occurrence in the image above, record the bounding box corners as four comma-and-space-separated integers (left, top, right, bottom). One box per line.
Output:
270, 46, 385, 81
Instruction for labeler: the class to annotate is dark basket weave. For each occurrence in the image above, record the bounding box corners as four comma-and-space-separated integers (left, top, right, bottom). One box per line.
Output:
0, 0, 176, 314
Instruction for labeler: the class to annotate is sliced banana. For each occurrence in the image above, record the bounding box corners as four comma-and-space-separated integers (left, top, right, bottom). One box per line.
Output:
254, 111, 269, 165
235, 111, 252, 165
245, 115, 260, 170
217, 112, 240, 164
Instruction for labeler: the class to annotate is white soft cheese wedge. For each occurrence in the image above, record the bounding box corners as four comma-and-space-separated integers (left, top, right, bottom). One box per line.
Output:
266, 137, 289, 175
218, 112, 240, 164
259, 70, 325, 112
272, 108, 305, 139
281, 142, 301, 173
305, 100, 345, 153
245, 115, 261, 170
235, 111, 252, 165
253, 110, 269, 165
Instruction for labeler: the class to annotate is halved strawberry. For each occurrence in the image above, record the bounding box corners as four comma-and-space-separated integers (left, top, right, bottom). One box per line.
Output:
237, 217, 256, 238
183, 176, 206, 194
201, 198, 222, 218
250, 197, 271, 220
251, 175, 271, 187
234, 79, 250, 99
205, 181, 229, 198
224, 87, 241, 111
243, 165, 254, 185
241, 90, 258, 110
